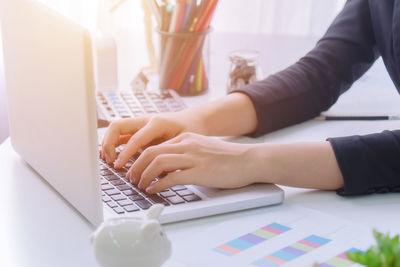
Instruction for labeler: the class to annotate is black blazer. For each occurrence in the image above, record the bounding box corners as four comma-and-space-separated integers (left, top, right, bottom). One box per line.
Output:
236, 0, 400, 195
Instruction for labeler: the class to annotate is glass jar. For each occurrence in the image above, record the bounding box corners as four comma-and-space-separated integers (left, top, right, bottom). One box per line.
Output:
227, 50, 262, 93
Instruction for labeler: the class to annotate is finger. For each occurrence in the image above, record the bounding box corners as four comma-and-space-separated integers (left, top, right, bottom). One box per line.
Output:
101, 140, 117, 165
145, 171, 190, 194
128, 143, 186, 183
161, 132, 193, 145
114, 122, 164, 169
101, 118, 147, 165
137, 154, 193, 190
118, 135, 132, 146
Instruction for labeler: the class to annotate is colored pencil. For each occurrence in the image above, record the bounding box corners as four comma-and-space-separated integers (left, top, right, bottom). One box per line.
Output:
181, 42, 203, 93
194, 0, 215, 32
189, 0, 207, 32
182, 0, 195, 31
155, 0, 218, 94
195, 57, 203, 92
159, 2, 185, 88
149, 0, 162, 25
175, 0, 187, 32
168, 3, 180, 32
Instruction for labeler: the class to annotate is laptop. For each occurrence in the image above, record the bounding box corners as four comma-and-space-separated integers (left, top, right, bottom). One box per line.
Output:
1, 0, 283, 227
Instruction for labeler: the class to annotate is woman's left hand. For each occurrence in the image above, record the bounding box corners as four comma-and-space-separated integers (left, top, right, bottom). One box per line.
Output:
125, 132, 259, 194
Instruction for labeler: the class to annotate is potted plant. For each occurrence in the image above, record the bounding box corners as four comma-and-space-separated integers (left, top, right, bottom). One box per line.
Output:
347, 230, 400, 267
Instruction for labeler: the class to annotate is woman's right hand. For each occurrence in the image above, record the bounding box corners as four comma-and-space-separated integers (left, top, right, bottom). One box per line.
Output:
101, 92, 259, 170
100, 111, 201, 169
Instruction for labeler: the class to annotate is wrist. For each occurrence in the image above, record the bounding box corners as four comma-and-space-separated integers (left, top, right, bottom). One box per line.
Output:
245, 144, 278, 184
178, 93, 258, 137
174, 108, 205, 135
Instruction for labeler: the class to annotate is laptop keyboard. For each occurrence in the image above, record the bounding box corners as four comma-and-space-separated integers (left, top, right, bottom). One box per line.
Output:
97, 89, 186, 121
97, 89, 201, 214
100, 158, 201, 214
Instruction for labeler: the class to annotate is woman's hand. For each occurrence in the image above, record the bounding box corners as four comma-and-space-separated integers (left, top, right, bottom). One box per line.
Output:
126, 133, 259, 194
126, 135, 344, 194
100, 111, 204, 169
100, 92, 259, 170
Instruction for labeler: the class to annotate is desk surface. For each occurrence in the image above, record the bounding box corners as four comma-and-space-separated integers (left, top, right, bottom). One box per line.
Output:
1, 117, 400, 267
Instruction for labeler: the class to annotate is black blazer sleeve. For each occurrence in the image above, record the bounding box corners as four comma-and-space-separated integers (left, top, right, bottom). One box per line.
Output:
328, 130, 400, 195
234, 0, 379, 135
234, 0, 400, 195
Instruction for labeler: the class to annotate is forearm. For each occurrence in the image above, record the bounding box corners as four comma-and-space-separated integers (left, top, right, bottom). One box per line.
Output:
232, 0, 378, 137
248, 142, 344, 190
180, 92, 258, 136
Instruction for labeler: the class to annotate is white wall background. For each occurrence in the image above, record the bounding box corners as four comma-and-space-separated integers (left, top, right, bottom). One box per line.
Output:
213, 0, 345, 36
0, 0, 346, 144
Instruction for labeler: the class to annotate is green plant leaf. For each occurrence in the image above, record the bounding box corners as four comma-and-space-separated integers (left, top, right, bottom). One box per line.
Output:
346, 229, 400, 267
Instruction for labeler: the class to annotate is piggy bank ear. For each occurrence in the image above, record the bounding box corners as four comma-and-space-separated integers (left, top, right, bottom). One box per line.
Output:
147, 204, 164, 220
141, 220, 160, 239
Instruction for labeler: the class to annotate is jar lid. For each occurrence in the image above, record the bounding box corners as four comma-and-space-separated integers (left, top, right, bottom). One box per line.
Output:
228, 50, 260, 63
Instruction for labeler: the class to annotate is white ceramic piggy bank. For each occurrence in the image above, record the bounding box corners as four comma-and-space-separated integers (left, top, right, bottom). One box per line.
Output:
91, 204, 171, 267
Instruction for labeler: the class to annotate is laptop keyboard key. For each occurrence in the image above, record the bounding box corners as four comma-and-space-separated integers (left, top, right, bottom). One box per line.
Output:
111, 194, 127, 201
148, 195, 170, 206
113, 207, 125, 214
102, 196, 112, 202
171, 185, 187, 192
176, 189, 194, 197
129, 195, 144, 201
117, 199, 133, 206
124, 204, 140, 212
104, 174, 119, 181
107, 201, 118, 208
134, 199, 152, 210
115, 168, 128, 176
100, 169, 114, 176
101, 184, 114, 191
182, 194, 201, 202
167, 195, 185, 204
122, 189, 137, 196
160, 191, 176, 198
100, 178, 108, 185
110, 179, 125, 186
116, 184, 131, 191
105, 189, 120, 196
100, 165, 109, 170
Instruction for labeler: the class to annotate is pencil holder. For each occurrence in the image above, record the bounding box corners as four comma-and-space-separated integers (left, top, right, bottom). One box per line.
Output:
157, 28, 211, 96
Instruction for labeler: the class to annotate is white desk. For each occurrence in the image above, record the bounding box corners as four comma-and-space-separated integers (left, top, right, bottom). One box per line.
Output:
1, 116, 400, 267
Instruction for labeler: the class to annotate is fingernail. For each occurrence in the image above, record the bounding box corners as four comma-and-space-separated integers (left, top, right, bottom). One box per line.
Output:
138, 182, 144, 190
146, 186, 155, 194
114, 158, 122, 169
105, 153, 111, 164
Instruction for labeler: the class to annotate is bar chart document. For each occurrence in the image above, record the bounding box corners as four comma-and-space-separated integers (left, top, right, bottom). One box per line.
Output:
173, 205, 372, 267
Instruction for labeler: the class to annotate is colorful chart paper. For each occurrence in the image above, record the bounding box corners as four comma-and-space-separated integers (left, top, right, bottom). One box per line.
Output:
252, 235, 331, 266
172, 205, 373, 267
320, 248, 362, 267
214, 222, 292, 256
